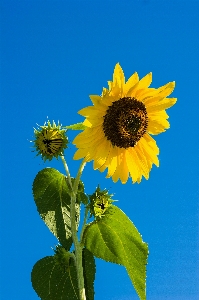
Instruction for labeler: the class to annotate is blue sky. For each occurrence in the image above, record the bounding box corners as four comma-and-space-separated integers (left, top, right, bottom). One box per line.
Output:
0, 0, 198, 299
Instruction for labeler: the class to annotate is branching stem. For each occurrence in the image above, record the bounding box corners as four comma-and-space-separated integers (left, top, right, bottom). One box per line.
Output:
61, 156, 86, 300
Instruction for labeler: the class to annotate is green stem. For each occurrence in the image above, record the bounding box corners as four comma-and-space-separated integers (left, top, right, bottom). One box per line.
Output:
80, 206, 89, 243
61, 156, 86, 300
73, 159, 86, 194
61, 154, 73, 188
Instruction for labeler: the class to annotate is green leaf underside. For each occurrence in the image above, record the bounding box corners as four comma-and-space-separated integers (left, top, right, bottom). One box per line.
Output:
31, 256, 79, 300
82, 248, 96, 300
32, 168, 80, 249
83, 206, 148, 300
65, 123, 87, 130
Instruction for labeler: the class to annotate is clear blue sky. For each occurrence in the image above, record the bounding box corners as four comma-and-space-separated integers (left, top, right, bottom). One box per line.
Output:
0, 1, 198, 299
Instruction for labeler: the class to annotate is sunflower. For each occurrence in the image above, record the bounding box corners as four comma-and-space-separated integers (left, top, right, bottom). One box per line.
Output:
73, 63, 177, 184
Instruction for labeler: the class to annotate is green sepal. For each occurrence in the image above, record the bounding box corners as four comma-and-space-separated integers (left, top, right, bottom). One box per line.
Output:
82, 205, 148, 300
82, 248, 96, 300
31, 254, 79, 300
32, 168, 80, 249
64, 123, 87, 130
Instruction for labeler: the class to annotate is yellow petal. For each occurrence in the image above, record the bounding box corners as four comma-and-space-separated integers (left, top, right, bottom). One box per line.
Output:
108, 80, 113, 91
136, 142, 152, 171
126, 81, 140, 97
84, 116, 104, 127
149, 82, 175, 103
140, 135, 159, 166
124, 72, 139, 94
126, 73, 152, 98
73, 148, 89, 160
101, 94, 116, 106
111, 149, 129, 184
77, 135, 102, 149
117, 149, 129, 184
78, 129, 104, 149
134, 145, 149, 180
137, 72, 152, 89
111, 166, 120, 183
73, 135, 105, 162
145, 134, 159, 154
138, 88, 157, 101
93, 140, 111, 169
147, 97, 177, 113
84, 137, 106, 162
106, 146, 118, 178
126, 148, 142, 183
78, 106, 105, 118
149, 110, 169, 119
89, 95, 108, 111
113, 63, 125, 90
102, 87, 109, 97
142, 82, 175, 107
89, 95, 102, 105
98, 163, 107, 172
157, 81, 175, 94
73, 126, 102, 145
83, 119, 92, 128
108, 80, 124, 99
98, 145, 112, 172
147, 117, 170, 135
125, 149, 139, 183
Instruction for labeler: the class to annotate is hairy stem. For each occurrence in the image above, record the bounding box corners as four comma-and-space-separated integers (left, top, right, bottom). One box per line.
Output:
61, 156, 86, 300
80, 206, 89, 243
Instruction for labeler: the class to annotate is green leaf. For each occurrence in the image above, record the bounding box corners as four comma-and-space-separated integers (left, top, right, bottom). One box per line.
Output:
82, 248, 96, 300
31, 255, 79, 300
64, 123, 87, 130
82, 205, 148, 300
32, 168, 80, 249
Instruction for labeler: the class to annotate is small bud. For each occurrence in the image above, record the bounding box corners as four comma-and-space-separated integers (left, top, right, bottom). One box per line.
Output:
54, 245, 73, 272
89, 185, 115, 219
32, 120, 68, 161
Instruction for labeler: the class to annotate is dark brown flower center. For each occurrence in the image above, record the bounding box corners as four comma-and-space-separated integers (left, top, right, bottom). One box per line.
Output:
103, 97, 148, 148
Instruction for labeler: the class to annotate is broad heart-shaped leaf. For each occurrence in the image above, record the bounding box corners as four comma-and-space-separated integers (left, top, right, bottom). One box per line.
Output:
82, 205, 148, 300
32, 168, 80, 250
31, 255, 79, 300
82, 248, 96, 300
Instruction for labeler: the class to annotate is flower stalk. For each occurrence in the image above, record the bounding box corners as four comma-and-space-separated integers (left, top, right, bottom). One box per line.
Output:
61, 156, 86, 300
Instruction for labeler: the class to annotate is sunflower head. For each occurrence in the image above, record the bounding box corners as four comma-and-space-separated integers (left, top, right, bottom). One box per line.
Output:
89, 185, 115, 219
33, 120, 68, 161
73, 63, 177, 184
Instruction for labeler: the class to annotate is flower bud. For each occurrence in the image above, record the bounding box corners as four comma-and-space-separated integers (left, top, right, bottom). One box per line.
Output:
89, 185, 115, 219
33, 120, 68, 161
